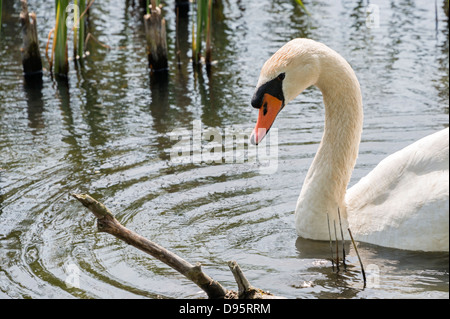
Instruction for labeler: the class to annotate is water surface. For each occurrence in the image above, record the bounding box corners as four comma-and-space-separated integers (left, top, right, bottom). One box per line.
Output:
0, 0, 448, 298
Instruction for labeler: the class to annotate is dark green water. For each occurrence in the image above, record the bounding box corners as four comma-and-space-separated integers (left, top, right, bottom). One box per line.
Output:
0, 0, 448, 298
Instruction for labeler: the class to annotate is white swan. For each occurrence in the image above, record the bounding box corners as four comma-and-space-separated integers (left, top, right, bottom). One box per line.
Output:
250, 38, 449, 252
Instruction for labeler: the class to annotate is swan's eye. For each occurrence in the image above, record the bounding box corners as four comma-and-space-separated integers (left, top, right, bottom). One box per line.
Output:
277, 73, 285, 81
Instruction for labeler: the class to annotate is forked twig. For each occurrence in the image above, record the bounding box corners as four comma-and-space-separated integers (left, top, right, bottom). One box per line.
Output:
228, 261, 280, 299
72, 193, 227, 298
71, 193, 282, 299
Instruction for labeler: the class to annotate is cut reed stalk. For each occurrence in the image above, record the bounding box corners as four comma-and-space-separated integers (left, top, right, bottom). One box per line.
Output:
20, 0, 43, 75
144, 0, 160, 15
144, 0, 168, 71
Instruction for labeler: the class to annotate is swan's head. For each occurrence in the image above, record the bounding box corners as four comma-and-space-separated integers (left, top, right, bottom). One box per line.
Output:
250, 38, 322, 145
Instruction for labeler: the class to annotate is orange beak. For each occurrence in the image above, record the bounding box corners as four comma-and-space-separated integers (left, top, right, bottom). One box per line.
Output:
250, 93, 284, 145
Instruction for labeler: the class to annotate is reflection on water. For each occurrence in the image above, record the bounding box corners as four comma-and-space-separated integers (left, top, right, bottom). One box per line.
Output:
0, 0, 448, 298
24, 76, 44, 132
294, 238, 449, 298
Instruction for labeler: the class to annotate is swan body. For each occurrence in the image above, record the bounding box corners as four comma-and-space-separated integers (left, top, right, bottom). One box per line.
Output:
250, 38, 449, 252
346, 128, 449, 251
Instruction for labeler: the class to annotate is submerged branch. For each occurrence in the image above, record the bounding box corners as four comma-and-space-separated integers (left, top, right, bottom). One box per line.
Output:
72, 193, 227, 299
71, 193, 282, 299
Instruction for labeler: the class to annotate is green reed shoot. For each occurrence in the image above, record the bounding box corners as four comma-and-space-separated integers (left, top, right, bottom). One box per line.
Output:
192, 0, 211, 65
74, 0, 86, 58
193, 0, 206, 64
54, 0, 69, 75
294, 0, 310, 15
0, 0, 3, 34
205, 0, 212, 65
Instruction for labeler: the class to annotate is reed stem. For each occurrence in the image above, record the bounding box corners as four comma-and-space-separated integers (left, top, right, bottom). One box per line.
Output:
294, 0, 310, 15
333, 220, 340, 272
73, 0, 86, 59
327, 214, 335, 272
348, 228, 366, 287
337, 207, 347, 270
205, 0, 212, 65
54, 0, 69, 76
193, 0, 208, 65
0, 0, 3, 34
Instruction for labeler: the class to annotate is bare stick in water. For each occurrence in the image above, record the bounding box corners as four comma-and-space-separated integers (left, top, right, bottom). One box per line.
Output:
228, 261, 281, 299
333, 220, 340, 272
72, 193, 227, 299
72, 193, 281, 299
20, 0, 43, 75
144, 0, 168, 71
348, 228, 366, 287
327, 214, 335, 272
337, 207, 347, 270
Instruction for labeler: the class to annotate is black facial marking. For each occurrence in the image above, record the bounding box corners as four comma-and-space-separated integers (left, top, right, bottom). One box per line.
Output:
251, 73, 285, 109
263, 101, 268, 116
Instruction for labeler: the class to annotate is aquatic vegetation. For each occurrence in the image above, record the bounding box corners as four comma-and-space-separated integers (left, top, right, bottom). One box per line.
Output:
20, 0, 43, 75
0, 0, 3, 33
146, 0, 160, 14
144, 0, 168, 71
294, 0, 310, 15
192, 0, 212, 65
53, 0, 69, 76
73, 0, 86, 59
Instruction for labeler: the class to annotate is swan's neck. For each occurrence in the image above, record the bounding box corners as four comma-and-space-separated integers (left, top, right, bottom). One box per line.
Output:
295, 55, 363, 240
